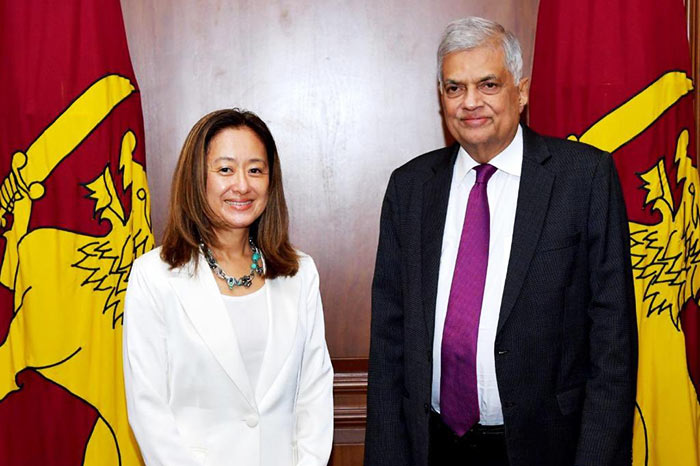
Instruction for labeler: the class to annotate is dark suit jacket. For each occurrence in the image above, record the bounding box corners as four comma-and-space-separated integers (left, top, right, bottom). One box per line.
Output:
364, 126, 637, 466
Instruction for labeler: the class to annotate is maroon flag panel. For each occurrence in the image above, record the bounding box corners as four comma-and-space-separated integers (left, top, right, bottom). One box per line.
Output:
530, 1, 700, 464
0, 1, 151, 464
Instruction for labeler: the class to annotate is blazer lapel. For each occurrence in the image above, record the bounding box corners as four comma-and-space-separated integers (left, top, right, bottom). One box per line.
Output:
497, 127, 555, 334
170, 255, 256, 408
255, 275, 297, 402
421, 145, 459, 344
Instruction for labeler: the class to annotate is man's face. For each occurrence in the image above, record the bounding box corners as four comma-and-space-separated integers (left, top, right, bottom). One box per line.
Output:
440, 43, 529, 162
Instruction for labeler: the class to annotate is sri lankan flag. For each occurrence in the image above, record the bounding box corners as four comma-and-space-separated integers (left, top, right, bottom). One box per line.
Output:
529, 0, 700, 464
0, 1, 153, 464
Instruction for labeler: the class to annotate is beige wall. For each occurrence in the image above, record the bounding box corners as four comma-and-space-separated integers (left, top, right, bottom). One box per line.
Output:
120, 0, 539, 360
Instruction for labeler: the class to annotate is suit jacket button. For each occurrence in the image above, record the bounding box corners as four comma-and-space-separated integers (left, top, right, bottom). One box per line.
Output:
245, 414, 259, 427
424, 403, 430, 413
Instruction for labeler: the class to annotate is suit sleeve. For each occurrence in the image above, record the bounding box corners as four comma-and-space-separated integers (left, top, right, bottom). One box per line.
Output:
576, 155, 638, 465
364, 174, 412, 466
122, 259, 201, 466
294, 258, 334, 466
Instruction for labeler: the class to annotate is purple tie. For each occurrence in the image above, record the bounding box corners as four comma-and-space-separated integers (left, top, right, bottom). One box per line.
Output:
440, 163, 497, 436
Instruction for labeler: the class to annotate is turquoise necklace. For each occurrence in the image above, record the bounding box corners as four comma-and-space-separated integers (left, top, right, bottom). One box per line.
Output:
200, 237, 263, 289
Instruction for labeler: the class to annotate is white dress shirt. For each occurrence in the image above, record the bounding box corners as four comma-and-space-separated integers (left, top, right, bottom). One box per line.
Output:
431, 126, 523, 425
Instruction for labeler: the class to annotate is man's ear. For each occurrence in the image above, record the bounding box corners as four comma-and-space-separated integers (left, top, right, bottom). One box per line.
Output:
518, 77, 530, 110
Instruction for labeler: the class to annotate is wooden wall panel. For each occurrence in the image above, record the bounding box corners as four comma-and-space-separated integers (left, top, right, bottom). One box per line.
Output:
120, 1, 539, 463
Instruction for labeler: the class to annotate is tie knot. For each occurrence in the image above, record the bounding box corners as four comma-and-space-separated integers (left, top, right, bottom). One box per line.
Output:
474, 164, 497, 184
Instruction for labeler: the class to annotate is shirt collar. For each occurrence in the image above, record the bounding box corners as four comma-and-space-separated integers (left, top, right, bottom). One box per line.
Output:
454, 125, 523, 183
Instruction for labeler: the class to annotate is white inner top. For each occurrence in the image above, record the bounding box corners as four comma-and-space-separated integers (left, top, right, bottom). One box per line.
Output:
222, 284, 269, 391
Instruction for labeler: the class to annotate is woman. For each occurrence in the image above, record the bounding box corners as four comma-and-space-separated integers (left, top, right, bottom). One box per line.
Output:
123, 109, 333, 466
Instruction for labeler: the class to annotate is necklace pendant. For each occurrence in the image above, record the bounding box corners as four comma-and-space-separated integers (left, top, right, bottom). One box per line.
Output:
226, 277, 235, 290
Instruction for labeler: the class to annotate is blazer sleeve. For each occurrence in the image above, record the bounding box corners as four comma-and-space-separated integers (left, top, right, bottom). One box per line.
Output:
576, 155, 638, 465
122, 258, 201, 466
295, 258, 334, 466
364, 174, 412, 466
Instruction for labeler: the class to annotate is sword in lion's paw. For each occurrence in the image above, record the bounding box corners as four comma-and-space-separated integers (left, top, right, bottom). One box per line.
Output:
0, 74, 135, 290
568, 71, 693, 153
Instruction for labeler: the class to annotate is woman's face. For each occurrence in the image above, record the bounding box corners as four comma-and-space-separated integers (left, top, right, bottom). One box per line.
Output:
205, 126, 270, 233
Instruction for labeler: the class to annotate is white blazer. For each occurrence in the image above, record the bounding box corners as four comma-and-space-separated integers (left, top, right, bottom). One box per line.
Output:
123, 248, 334, 466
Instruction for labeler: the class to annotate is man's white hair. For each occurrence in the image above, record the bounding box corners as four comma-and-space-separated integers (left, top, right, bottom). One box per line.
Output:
437, 17, 523, 85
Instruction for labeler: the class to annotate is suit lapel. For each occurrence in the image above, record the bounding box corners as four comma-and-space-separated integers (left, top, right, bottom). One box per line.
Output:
255, 275, 297, 402
170, 256, 256, 408
497, 128, 555, 333
421, 145, 459, 344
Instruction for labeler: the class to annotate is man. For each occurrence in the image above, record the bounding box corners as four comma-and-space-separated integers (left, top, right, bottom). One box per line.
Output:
365, 17, 637, 466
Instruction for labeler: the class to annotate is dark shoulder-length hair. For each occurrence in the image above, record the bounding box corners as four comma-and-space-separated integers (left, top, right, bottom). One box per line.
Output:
160, 108, 299, 278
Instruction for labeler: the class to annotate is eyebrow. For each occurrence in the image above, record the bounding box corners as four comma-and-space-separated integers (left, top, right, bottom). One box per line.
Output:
444, 74, 500, 85
478, 74, 499, 83
211, 156, 267, 164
